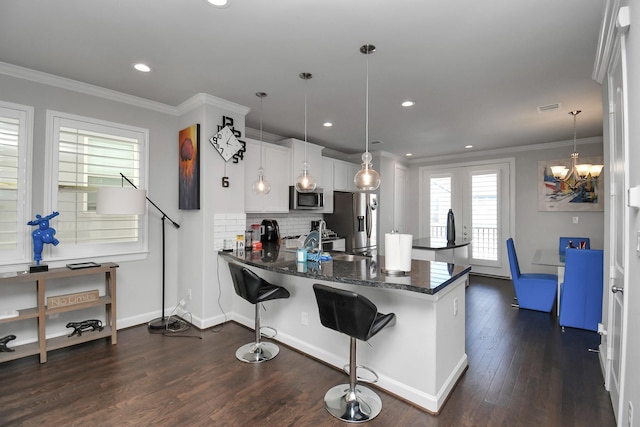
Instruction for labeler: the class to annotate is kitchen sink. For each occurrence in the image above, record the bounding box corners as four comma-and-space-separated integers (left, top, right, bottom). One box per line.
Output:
331, 254, 369, 262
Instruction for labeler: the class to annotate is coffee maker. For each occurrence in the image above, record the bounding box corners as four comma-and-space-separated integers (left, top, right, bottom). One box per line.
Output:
260, 219, 280, 243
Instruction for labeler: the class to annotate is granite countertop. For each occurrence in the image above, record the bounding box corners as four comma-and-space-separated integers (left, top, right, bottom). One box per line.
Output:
412, 237, 471, 250
219, 243, 471, 295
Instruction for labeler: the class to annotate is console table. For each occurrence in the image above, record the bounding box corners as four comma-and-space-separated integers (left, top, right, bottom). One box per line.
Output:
0, 263, 118, 363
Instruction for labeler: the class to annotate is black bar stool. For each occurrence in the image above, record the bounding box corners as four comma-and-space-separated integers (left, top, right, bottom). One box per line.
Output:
228, 263, 290, 363
312, 283, 396, 423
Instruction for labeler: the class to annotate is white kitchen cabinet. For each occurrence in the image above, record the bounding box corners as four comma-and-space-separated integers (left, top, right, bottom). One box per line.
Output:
333, 159, 348, 191
244, 138, 290, 213
322, 157, 334, 213
332, 158, 359, 192
348, 162, 361, 192
281, 138, 324, 188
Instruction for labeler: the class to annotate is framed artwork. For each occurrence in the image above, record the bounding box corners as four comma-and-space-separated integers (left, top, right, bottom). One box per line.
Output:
537, 156, 604, 212
178, 124, 200, 210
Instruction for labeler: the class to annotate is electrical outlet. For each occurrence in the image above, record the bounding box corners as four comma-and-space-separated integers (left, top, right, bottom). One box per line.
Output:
453, 298, 458, 316
301, 311, 309, 326
48, 313, 59, 319
188, 288, 192, 301
179, 299, 186, 307
572, 216, 579, 224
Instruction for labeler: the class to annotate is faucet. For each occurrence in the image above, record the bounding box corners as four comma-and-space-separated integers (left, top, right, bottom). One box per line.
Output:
317, 220, 326, 254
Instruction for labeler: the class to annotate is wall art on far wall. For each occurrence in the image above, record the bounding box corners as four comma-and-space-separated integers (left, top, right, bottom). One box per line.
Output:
537, 157, 604, 212
179, 124, 200, 210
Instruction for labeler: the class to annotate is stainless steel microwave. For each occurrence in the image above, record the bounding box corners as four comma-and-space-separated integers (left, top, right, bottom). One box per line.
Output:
289, 186, 324, 210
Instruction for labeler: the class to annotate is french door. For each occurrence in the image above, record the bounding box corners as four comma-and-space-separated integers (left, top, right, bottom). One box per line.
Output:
604, 30, 628, 422
420, 159, 514, 277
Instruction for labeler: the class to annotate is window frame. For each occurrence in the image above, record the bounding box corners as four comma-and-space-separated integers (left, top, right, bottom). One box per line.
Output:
0, 100, 33, 268
44, 110, 149, 263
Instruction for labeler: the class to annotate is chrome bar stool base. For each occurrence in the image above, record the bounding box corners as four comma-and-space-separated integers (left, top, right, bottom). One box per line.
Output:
228, 263, 290, 364
235, 341, 280, 364
324, 384, 382, 423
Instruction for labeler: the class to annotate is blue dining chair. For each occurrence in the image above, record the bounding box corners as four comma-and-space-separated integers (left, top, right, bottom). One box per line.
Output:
559, 249, 604, 331
559, 237, 590, 256
506, 238, 558, 312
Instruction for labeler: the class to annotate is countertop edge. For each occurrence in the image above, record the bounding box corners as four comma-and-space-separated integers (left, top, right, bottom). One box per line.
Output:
218, 251, 471, 295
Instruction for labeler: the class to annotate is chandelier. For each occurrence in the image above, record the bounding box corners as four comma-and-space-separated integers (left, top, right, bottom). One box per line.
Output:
549, 110, 603, 195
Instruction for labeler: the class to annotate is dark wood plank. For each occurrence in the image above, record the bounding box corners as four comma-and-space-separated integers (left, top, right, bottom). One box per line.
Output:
0, 275, 616, 426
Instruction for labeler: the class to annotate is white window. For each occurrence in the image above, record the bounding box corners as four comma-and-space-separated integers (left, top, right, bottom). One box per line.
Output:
471, 172, 498, 261
0, 101, 33, 266
421, 159, 513, 277
44, 111, 149, 262
429, 175, 452, 239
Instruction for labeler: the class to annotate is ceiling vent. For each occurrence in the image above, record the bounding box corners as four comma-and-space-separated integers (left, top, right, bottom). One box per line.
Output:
537, 103, 561, 113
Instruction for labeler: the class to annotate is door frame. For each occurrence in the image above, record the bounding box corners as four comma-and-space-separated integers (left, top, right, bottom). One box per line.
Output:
602, 27, 629, 422
418, 157, 515, 277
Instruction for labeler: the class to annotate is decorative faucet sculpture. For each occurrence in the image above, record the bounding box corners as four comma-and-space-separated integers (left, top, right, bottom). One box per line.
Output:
27, 211, 60, 268
317, 220, 326, 254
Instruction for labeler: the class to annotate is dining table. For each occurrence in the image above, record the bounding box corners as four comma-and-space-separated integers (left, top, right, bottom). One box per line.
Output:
532, 249, 566, 315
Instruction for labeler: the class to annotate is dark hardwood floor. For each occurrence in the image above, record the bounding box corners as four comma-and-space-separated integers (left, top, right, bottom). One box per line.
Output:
0, 276, 615, 426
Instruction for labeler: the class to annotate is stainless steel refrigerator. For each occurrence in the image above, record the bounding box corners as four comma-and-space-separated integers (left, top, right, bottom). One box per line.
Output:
324, 191, 378, 254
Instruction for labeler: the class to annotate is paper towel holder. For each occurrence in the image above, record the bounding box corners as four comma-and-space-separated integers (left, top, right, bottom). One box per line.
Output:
382, 268, 408, 276
382, 230, 410, 276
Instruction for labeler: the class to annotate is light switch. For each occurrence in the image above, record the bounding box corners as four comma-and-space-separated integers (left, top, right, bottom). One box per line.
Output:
572, 216, 579, 224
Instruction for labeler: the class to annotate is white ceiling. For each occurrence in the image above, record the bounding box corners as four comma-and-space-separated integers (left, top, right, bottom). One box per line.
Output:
0, 0, 604, 159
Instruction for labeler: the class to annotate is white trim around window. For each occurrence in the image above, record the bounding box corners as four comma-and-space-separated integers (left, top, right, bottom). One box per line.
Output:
0, 100, 33, 269
43, 110, 150, 264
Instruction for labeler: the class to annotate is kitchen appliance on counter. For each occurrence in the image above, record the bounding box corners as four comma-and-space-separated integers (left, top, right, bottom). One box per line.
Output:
324, 191, 377, 254
261, 241, 280, 262
260, 219, 280, 243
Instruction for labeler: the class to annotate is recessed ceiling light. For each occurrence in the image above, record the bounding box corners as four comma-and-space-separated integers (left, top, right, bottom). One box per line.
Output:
323, 122, 333, 127
401, 100, 415, 107
405, 153, 413, 157
133, 63, 151, 73
465, 145, 473, 149
205, 0, 229, 7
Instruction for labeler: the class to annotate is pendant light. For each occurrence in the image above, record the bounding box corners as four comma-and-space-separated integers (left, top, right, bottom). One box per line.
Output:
295, 72, 317, 192
550, 110, 604, 191
354, 44, 381, 191
253, 92, 271, 195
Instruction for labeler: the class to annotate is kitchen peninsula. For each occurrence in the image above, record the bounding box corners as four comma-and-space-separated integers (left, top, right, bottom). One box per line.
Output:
412, 237, 471, 265
219, 247, 471, 414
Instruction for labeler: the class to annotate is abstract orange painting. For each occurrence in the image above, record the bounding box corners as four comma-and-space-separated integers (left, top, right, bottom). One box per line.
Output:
178, 124, 200, 209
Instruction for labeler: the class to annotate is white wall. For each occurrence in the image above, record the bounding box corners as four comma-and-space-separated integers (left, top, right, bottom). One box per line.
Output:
405, 139, 605, 274
0, 72, 181, 329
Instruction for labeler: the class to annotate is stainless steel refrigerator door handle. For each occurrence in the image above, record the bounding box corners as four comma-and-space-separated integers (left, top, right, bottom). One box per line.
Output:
611, 285, 624, 294
366, 204, 372, 238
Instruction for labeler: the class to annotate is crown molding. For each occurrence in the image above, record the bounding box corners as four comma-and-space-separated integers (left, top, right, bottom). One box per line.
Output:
407, 136, 603, 165
0, 62, 251, 118
244, 126, 283, 144
176, 93, 249, 116
0, 61, 178, 115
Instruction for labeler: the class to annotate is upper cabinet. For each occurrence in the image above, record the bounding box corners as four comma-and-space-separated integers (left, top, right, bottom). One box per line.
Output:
332, 158, 359, 192
322, 157, 334, 213
281, 138, 324, 188
244, 138, 290, 213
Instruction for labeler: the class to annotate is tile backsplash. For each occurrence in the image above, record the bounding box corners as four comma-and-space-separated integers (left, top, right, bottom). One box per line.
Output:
246, 212, 324, 238
213, 213, 246, 250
